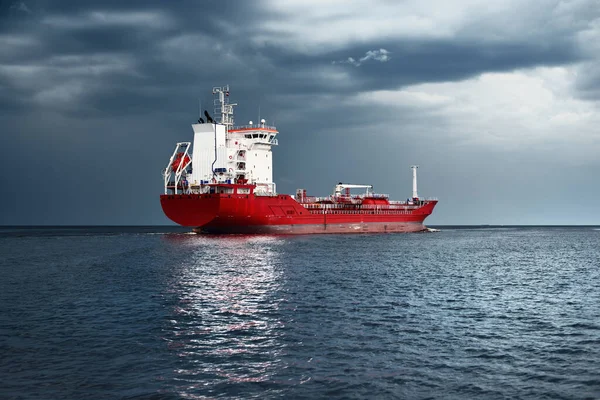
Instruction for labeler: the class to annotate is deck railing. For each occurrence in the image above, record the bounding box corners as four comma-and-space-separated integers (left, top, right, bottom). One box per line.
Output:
230, 124, 278, 131
298, 198, 437, 208
302, 203, 421, 210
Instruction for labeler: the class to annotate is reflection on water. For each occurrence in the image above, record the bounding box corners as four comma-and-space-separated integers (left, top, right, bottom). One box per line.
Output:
163, 235, 286, 397
3, 228, 599, 398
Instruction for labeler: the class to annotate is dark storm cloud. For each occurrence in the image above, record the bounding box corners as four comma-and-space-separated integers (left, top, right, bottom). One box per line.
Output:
1, 3, 275, 122
349, 39, 581, 86
575, 60, 600, 101
1, 0, 584, 109
1, 0, 590, 120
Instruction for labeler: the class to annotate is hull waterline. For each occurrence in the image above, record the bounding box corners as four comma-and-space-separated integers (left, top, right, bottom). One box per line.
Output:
160, 193, 437, 235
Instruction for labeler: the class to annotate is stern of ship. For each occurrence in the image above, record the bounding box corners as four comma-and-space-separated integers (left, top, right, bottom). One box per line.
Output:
160, 194, 220, 228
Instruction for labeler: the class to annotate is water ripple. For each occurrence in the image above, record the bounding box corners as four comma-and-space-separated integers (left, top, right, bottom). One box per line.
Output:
1, 228, 600, 398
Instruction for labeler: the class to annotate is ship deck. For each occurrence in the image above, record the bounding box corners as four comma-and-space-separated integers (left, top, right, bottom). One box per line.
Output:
160, 183, 438, 233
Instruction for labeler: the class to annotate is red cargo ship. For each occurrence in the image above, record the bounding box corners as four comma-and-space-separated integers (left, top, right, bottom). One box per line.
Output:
160, 86, 437, 234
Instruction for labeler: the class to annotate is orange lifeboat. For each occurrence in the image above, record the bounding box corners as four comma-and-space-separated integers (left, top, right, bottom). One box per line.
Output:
171, 152, 191, 172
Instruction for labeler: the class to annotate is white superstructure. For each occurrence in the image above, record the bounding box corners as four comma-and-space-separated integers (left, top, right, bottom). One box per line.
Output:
164, 85, 279, 195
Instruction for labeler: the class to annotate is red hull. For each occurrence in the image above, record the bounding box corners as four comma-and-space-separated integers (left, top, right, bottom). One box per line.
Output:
160, 192, 437, 234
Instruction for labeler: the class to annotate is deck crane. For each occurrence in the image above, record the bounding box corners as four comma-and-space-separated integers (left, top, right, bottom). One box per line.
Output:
333, 183, 373, 197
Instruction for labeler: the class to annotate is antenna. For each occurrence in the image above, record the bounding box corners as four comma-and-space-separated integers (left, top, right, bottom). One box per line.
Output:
258, 105, 261, 126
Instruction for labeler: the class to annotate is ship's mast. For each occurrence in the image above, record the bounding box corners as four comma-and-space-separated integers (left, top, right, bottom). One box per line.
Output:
411, 165, 419, 199
212, 85, 237, 131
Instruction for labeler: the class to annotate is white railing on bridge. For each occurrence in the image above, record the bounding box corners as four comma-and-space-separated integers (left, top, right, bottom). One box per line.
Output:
231, 124, 278, 131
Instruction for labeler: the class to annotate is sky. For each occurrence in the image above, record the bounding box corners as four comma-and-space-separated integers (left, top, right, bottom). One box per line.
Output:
1, 0, 599, 225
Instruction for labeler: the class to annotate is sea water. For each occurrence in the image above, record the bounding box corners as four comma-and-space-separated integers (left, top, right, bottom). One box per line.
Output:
1, 226, 599, 399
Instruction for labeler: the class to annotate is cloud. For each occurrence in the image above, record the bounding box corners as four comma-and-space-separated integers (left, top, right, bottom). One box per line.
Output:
256, 0, 597, 55
9, 1, 31, 14
41, 10, 173, 30
0, 52, 139, 113
351, 65, 600, 161
255, 0, 464, 53
334, 48, 391, 67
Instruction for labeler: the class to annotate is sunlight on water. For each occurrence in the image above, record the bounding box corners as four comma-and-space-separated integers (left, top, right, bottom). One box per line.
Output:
164, 235, 287, 396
